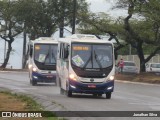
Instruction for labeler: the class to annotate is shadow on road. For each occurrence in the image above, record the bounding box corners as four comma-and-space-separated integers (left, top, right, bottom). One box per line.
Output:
34, 83, 57, 87
70, 94, 106, 99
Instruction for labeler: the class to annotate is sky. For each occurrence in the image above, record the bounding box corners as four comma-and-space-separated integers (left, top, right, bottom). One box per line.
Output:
0, 0, 128, 69
87, 0, 111, 13
86, 0, 128, 18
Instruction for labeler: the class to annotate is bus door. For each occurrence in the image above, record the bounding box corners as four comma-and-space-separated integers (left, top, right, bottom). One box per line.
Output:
59, 43, 69, 90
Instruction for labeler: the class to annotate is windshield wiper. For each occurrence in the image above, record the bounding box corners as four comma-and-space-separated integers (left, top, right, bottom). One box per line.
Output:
52, 52, 56, 64
94, 50, 102, 70
43, 50, 50, 65
82, 51, 92, 70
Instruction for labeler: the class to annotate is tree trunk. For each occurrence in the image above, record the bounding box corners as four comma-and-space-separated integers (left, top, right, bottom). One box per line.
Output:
136, 41, 146, 72
139, 55, 146, 72
22, 27, 27, 69
1, 41, 12, 69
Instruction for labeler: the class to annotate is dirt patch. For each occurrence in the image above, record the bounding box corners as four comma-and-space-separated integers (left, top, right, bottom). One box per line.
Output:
115, 72, 160, 84
0, 93, 27, 111
0, 92, 57, 120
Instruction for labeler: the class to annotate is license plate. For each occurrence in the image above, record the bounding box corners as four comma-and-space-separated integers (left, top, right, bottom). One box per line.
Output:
47, 76, 53, 78
88, 85, 96, 88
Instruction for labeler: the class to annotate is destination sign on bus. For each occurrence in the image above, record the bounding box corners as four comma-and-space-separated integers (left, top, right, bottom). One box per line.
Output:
73, 46, 89, 51
35, 45, 40, 50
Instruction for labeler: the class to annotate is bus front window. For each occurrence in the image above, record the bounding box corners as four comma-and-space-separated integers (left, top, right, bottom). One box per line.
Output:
71, 43, 113, 70
33, 44, 57, 70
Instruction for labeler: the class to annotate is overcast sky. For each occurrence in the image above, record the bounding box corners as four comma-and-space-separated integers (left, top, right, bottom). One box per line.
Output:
87, 0, 111, 12
86, 0, 128, 18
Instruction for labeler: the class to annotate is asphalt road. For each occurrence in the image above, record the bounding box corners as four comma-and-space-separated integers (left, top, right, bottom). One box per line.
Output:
0, 71, 160, 120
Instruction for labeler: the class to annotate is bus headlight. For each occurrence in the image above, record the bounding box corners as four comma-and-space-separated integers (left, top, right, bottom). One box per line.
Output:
69, 74, 77, 81
108, 75, 114, 81
32, 67, 37, 72
28, 64, 32, 69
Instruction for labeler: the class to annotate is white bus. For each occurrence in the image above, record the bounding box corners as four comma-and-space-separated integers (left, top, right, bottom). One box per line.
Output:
28, 37, 58, 86
56, 34, 115, 99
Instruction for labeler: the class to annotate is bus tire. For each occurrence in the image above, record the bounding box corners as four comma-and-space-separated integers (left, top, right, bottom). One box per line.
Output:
31, 80, 37, 86
30, 79, 32, 84
60, 88, 65, 95
56, 74, 60, 87
106, 92, 111, 99
54, 81, 57, 86
67, 90, 72, 97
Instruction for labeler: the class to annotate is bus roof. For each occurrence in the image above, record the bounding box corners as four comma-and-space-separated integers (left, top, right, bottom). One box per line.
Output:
58, 34, 113, 44
29, 37, 58, 44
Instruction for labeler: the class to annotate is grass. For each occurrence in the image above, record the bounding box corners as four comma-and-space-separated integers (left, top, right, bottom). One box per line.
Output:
0, 91, 63, 120
115, 72, 160, 84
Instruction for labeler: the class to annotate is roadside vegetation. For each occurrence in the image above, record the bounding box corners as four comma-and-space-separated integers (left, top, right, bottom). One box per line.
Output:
0, 0, 89, 69
115, 72, 160, 84
0, 1, 160, 73
0, 91, 60, 120
78, 0, 160, 72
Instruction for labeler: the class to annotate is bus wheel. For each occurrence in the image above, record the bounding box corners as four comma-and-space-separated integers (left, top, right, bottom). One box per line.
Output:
106, 92, 111, 99
67, 90, 72, 97
30, 79, 32, 84
31, 80, 37, 86
56, 74, 60, 87
60, 88, 64, 95
54, 81, 57, 86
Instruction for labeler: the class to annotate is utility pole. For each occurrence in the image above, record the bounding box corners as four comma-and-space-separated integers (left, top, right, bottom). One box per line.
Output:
72, 0, 77, 34
59, 0, 65, 38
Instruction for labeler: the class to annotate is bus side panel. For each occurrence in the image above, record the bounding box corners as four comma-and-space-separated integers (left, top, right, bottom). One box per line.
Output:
57, 59, 66, 90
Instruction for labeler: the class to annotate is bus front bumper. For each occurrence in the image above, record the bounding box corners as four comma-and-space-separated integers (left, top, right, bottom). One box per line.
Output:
32, 72, 56, 83
68, 80, 114, 94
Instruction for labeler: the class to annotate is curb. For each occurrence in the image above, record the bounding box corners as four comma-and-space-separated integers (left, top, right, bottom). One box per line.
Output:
115, 80, 160, 86
0, 87, 85, 120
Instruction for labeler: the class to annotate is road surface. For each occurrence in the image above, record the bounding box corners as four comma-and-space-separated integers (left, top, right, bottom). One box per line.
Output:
0, 71, 160, 120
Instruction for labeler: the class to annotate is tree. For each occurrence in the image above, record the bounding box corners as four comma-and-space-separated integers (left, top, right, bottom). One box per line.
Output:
16, 0, 89, 38
15, 0, 89, 67
78, 0, 160, 72
77, 12, 127, 60
0, 0, 89, 69
15, 0, 60, 68
57, 0, 89, 37
0, 0, 23, 69
15, 0, 59, 39
113, 0, 160, 72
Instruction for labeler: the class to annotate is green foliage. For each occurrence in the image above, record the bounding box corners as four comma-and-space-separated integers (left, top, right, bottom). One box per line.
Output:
79, 0, 160, 72
78, 12, 121, 34
14, 0, 89, 39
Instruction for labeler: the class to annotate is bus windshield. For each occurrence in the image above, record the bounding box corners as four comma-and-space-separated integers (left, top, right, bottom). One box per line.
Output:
71, 43, 113, 70
34, 44, 57, 65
